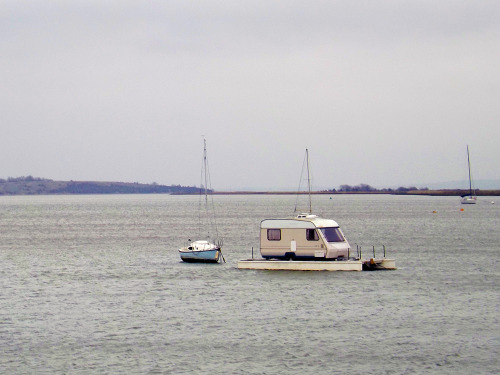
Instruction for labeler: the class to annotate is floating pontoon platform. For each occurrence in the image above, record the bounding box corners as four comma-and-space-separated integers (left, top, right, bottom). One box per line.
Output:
237, 258, 396, 271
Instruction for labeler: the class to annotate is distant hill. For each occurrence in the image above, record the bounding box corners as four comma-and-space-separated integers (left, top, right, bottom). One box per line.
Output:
0, 177, 202, 195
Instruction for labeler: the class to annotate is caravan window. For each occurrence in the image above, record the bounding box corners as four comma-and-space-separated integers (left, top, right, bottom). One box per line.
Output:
320, 227, 345, 242
306, 229, 319, 241
267, 229, 281, 241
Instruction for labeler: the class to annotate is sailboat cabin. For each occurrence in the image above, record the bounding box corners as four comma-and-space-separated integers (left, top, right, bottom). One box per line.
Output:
260, 214, 351, 260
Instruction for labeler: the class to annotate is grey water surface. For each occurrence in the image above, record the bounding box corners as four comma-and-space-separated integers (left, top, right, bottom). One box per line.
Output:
0, 194, 499, 374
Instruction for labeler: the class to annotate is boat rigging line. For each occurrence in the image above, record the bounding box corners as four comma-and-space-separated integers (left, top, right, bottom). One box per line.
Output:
294, 148, 313, 214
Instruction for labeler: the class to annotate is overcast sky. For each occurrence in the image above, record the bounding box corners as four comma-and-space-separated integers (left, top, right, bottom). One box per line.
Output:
2, 1, 499, 190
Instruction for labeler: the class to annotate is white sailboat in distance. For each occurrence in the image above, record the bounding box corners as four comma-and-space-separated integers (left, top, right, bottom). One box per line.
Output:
461, 145, 477, 204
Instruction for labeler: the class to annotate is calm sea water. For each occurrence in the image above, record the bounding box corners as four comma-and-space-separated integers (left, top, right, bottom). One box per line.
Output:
0, 194, 498, 374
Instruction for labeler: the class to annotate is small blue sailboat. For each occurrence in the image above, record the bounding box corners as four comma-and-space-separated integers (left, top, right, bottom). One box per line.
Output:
178, 138, 224, 263
179, 240, 222, 263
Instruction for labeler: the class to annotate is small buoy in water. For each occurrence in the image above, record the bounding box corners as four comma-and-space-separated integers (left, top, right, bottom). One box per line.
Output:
432, 210, 437, 213
460, 208, 464, 212
330, 197, 332, 200
492, 201, 495, 204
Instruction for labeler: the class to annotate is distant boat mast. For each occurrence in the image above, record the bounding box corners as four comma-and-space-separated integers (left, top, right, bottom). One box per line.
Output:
306, 148, 312, 214
466, 145, 473, 196
294, 148, 313, 214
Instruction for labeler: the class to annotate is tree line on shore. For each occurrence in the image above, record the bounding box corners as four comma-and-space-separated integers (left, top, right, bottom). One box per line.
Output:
0, 176, 201, 195
328, 184, 428, 193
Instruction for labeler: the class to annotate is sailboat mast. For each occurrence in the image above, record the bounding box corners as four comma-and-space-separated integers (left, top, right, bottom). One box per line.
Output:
467, 145, 472, 195
203, 138, 208, 210
306, 148, 312, 213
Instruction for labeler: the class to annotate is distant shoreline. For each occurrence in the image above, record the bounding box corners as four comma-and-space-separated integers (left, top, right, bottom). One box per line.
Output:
1, 177, 498, 196
212, 190, 500, 197
0, 178, 200, 196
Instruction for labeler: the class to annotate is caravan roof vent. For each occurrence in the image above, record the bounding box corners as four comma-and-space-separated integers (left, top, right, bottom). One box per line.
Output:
296, 213, 317, 219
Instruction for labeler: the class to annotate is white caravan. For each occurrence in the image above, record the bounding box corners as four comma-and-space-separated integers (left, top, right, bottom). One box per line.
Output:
260, 213, 351, 261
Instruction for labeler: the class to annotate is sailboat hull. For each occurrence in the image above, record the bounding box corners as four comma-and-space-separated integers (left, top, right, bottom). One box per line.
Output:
461, 196, 477, 204
179, 248, 221, 263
